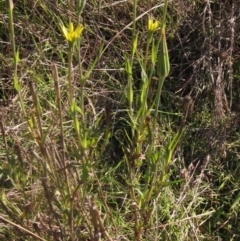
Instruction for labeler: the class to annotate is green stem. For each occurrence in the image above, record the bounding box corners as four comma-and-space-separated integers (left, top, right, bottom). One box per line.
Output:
128, 0, 138, 118
139, 32, 154, 125
68, 45, 74, 104
152, 77, 164, 136
131, 0, 138, 62
76, 16, 86, 162
144, 33, 153, 70
78, 46, 85, 133
151, 0, 169, 133
7, 0, 26, 115
7, 0, 16, 65
162, 0, 168, 25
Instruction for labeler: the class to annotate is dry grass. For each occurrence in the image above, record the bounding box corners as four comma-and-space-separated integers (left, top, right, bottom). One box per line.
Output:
1, 0, 240, 240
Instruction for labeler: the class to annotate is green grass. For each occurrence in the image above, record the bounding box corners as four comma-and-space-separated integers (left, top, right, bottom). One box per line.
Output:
0, 0, 240, 240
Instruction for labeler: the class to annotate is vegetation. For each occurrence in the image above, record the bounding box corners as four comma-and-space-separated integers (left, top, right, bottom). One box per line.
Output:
0, 0, 240, 240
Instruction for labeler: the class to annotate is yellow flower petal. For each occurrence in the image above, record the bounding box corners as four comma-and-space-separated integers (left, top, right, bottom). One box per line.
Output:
60, 22, 84, 44
61, 25, 68, 40
75, 25, 84, 36
148, 19, 153, 30
148, 18, 159, 32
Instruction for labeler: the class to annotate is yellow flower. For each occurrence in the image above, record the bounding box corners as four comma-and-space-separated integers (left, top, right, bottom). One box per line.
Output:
61, 22, 84, 44
148, 19, 159, 33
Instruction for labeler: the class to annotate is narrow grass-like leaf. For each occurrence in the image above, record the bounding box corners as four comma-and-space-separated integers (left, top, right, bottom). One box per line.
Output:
132, 32, 138, 56
82, 43, 104, 83
77, 0, 86, 16
13, 73, 19, 92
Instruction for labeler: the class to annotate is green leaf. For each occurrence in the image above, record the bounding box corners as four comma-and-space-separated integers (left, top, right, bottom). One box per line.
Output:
82, 43, 104, 83
77, 0, 86, 15
132, 32, 138, 56
231, 192, 240, 210
13, 72, 19, 92
162, 179, 184, 187
15, 47, 19, 64
151, 39, 157, 64
127, 80, 133, 105
125, 58, 132, 76
82, 164, 89, 182
157, 26, 170, 78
